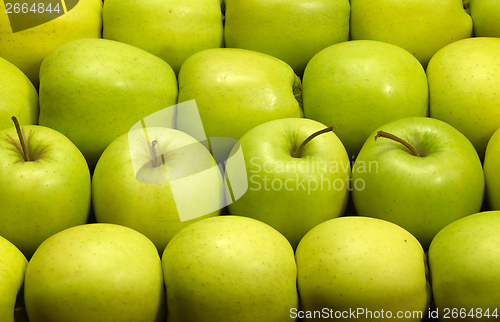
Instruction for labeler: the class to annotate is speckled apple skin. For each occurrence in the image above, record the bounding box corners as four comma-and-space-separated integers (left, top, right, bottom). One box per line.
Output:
162, 215, 299, 322
0, 125, 91, 258
296, 216, 431, 321
24, 223, 166, 322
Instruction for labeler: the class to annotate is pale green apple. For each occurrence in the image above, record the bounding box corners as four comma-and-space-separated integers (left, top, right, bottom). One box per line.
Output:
177, 48, 303, 144
352, 117, 484, 249
38, 38, 179, 169
162, 215, 299, 322
428, 37, 500, 159
103, 0, 223, 74
24, 223, 166, 322
0, 235, 27, 322
484, 127, 500, 209
428, 211, 500, 319
0, 56, 38, 130
226, 118, 350, 249
0, 0, 102, 87
350, 0, 472, 68
469, 0, 500, 37
223, 0, 350, 76
295, 216, 431, 321
302, 40, 429, 158
92, 126, 224, 254
0, 121, 91, 258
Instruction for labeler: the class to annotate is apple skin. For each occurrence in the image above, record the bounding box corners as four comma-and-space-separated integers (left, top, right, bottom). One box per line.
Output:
295, 216, 431, 321
428, 211, 500, 318
0, 57, 38, 130
484, 127, 500, 209
350, 0, 472, 68
0, 125, 91, 258
177, 48, 304, 143
38, 38, 179, 169
24, 223, 166, 322
0, 0, 102, 87
103, 0, 223, 74
92, 127, 224, 254
226, 117, 350, 249
302, 40, 429, 158
223, 0, 350, 76
0, 235, 27, 322
469, 0, 500, 37
352, 116, 485, 249
162, 215, 299, 322
428, 37, 500, 159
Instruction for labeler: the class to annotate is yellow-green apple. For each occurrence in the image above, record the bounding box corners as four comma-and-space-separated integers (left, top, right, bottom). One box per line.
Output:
428, 37, 500, 159
484, 127, 500, 209
162, 215, 299, 322
38, 38, 178, 169
0, 0, 102, 87
226, 118, 350, 249
24, 223, 166, 322
428, 211, 500, 318
223, 0, 350, 76
0, 118, 91, 258
302, 40, 429, 158
295, 216, 431, 321
0, 57, 38, 130
103, 0, 223, 74
350, 0, 472, 68
469, 0, 500, 37
177, 48, 303, 145
92, 125, 225, 254
352, 117, 484, 249
0, 235, 27, 322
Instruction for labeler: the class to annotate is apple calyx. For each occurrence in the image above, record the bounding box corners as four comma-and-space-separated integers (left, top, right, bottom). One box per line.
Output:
462, 0, 470, 14
292, 126, 335, 158
11, 116, 31, 162
375, 131, 421, 157
293, 76, 303, 109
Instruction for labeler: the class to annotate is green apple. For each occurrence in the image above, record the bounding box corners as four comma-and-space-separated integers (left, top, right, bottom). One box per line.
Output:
162, 215, 299, 322
38, 38, 179, 169
226, 118, 350, 249
0, 0, 102, 87
352, 116, 485, 249
0, 56, 38, 130
103, 0, 223, 74
295, 216, 431, 321
223, 0, 350, 76
484, 127, 500, 209
0, 118, 91, 258
350, 0, 472, 68
177, 48, 303, 144
24, 223, 166, 322
428, 211, 500, 318
428, 37, 500, 159
469, 0, 500, 37
92, 125, 225, 254
302, 40, 429, 158
0, 235, 27, 322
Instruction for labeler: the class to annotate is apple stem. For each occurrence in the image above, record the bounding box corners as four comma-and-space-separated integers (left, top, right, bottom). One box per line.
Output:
151, 140, 159, 167
375, 130, 421, 157
292, 126, 335, 158
11, 116, 30, 162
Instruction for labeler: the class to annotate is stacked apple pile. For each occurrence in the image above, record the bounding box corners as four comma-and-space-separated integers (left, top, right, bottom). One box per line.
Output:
1, 0, 500, 321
